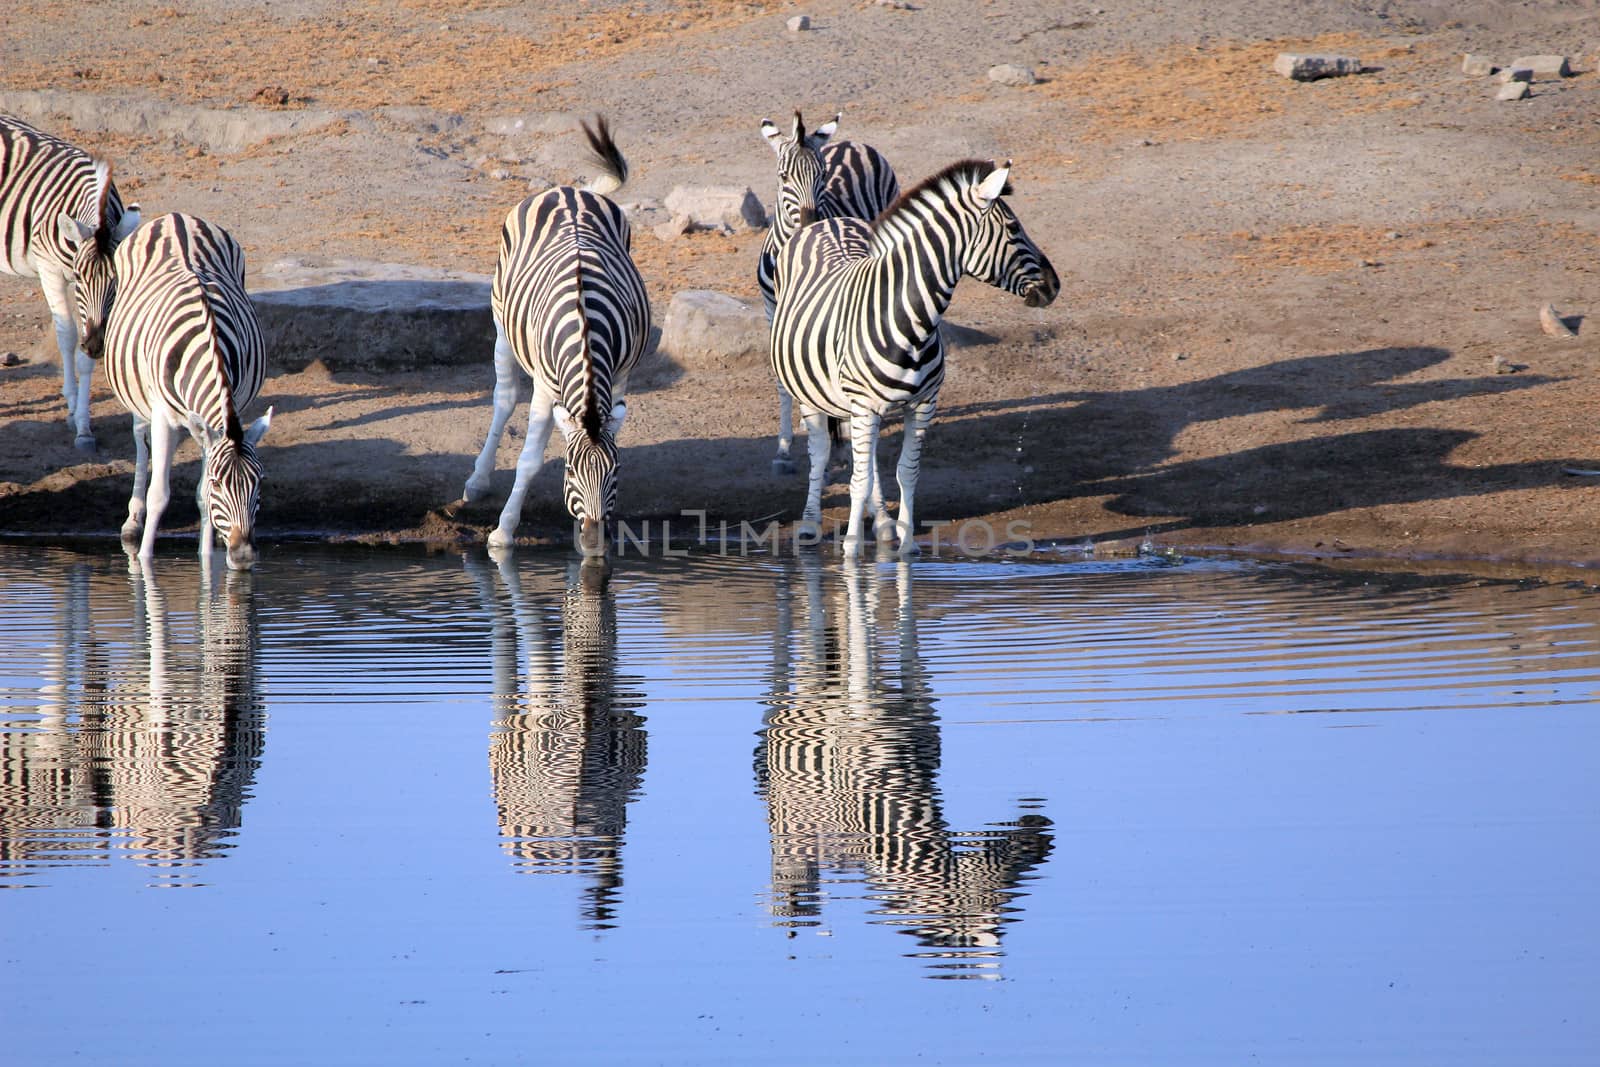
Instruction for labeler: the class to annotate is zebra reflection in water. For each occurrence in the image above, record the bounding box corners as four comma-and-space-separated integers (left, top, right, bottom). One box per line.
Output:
0, 559, 265, 885
466, 553, 646, 929
757, 557, 1053, 976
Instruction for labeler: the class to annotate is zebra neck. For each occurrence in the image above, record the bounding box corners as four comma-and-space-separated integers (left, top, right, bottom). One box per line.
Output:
864, 208, 964, 339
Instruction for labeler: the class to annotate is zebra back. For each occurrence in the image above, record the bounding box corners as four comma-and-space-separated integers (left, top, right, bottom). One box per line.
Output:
817, 140, 900, 223
106, 213, 265, 428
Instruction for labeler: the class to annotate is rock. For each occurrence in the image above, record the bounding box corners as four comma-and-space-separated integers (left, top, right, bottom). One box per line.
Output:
1273, 53, 1363, 80
653, 214, 693, 242
526, 175, 554, 193
0, 352, 21, 367
663, 186, 767, 231
1498, 66, 1533, 83
660, 290, 768, 367
1540, 303, 1578, 338
874, 0, 916, 7
489, 168, 510, 181
988, 64, 1038, 87
1461, 54, 1498, 76
1492, 355, 1520, 374
251, 258, 494, 372
786, 14, 810, 31
1509, 54, 1570, 77
1497, 81, 1531, 101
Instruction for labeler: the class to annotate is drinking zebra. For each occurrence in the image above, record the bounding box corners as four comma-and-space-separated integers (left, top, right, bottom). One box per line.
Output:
757, 111, 900, 474
100, 213, 272, 571
461, 116, 651, 557
770, 159, 1059, 556
0, 115, 140, 451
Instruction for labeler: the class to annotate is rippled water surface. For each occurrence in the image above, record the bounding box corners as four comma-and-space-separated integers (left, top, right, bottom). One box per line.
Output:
2, 545, 1597, 1064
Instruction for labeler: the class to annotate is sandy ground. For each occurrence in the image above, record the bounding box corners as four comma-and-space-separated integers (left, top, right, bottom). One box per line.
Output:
1, 0, 1597, 574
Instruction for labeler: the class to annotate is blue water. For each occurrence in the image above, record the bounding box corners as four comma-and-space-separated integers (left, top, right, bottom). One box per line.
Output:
1, 545, 1597, 1065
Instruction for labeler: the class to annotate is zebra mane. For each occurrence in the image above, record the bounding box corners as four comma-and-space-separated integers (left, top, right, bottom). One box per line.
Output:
871, 159, 1009, 232
91, 158, 115, 254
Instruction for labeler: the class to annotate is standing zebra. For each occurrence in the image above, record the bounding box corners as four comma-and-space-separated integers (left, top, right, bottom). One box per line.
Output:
461, 116, 651, 557
757, 111, 899, 474
101, 214, 272, 571
770, 159, 1059, 556
1, 115, 140, 451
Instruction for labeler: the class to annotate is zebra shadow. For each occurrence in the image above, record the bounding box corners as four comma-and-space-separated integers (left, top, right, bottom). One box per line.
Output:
756, 554, 1054, 979
0, 553, 265, 888
465, 550, 647, 930
894, 344, 1575, 538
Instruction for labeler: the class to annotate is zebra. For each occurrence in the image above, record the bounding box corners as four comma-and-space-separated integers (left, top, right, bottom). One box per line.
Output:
100, 213, 272, 571
461, 116, 651, 557
1, 115, 140, 451
770, 158, 1059, 556
757, 555, 1054, 960
757, 111, 900, 474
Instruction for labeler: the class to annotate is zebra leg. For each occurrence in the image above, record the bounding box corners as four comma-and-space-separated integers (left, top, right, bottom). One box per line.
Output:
773, 384, 797, 476
38, 267, 95, 451
488, 386, 556, 549
843, 411, 882, 558
797, 409, 831, 542
137, 415, 184, 564
121, 414, 153, 544
464, 323, 521, 503
892, 400, 936, 555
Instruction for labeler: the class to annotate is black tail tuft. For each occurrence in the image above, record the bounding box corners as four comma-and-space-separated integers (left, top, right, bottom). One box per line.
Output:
579, 114, 628, 187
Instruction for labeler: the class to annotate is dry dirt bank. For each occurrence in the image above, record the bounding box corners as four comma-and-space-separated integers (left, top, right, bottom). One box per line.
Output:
1, 0, 1597, 574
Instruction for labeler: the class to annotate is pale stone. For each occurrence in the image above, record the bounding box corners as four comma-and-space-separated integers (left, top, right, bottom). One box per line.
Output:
1498, 66, 1533, 83
1461, 54, 1497, 76
252, 259, 493, 372
1497, 81, 1531, 101
663, 186, 768, 231
1509, 54, 1570, 77
1540, 304, 1578, 338
786, 14, 810, 31
660, 290, 768, 367
988, 63, 1038, 87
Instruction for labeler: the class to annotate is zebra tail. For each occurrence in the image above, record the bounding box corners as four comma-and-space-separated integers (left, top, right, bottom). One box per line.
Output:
579, 115, 628, 197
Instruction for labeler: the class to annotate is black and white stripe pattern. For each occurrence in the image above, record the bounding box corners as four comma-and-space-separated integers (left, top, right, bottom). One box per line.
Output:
102, 213, 271, 571
758, 557, 1054, 953
770, 159, 1059, 555
757, 112, 900, 474
0, 115, 139, 450
462, 116, 651, 557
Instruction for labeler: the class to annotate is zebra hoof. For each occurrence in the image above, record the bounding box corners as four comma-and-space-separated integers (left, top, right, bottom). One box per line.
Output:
840, 535, 864, 559
120, 522, 143, 545
487, 527, 515, 550
771, 457, 797, 476
897, 537, 922, 557
73, 434, 97, 454
794, 519, 822, 545
462, 481, 487, 504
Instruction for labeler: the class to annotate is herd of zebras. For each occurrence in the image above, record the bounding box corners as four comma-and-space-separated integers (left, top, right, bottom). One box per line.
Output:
2, 109, 1058, 569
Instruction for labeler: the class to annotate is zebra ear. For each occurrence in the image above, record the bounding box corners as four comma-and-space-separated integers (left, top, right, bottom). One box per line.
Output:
57, 214, 96, 250
976, 163, 1011, 207
807, 113, 840, 150
551, 404, 577, 440
606, 401, 628, 436
761, 118, 786, 154
244, 406, 273, 448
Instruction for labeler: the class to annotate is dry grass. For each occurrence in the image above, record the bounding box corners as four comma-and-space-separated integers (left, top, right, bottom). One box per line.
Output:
1041, 33, 1435, 143
2, 1, 777, 112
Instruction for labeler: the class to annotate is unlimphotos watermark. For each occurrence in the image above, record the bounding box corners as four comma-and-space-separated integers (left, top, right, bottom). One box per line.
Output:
576, 511, 1036, 558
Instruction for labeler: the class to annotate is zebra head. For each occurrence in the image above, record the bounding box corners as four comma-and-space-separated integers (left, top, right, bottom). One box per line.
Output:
962, 162, 1060, 309
192, 408, 273, 571
56, 160, 135, 361
554, 402, 627, 558
761, 111, 839, 236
